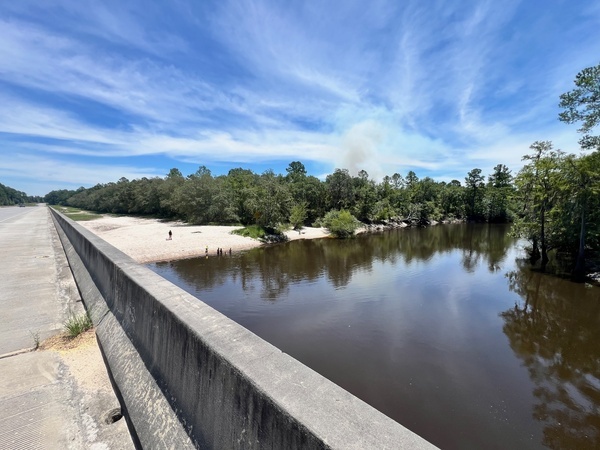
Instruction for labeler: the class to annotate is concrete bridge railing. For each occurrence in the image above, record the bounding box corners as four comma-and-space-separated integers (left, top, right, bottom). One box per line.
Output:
50, 208, 437, 449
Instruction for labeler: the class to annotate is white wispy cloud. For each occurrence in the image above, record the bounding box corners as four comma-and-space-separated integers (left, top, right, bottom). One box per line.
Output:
0, 152, 162, 195
1, 0, 599, 195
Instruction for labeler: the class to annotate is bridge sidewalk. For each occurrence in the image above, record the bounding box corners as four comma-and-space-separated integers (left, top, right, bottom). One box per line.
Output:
0, 206, 134, 450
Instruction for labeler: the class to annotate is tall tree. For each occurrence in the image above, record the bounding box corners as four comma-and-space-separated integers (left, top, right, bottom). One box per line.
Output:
326, 169, 354, 210
559, 62, 600, 151
246, 170, 292, 229
391, 173, 404, 189
352, 170, 377, 222
440, 180, 465, 219
464, 168, 486, 220
486, 164, 514, 223
405, 170, 419, 189
160, 168, 185, 217
285, 161, 307, 181
561, 153, 600, 280
225, 168, 259, 225
513, 142, 564, 264
172, 166, 219, 223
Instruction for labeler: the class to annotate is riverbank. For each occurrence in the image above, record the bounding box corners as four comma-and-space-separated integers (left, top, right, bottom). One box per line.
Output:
78, 213, 600, 283
80, 215, 331, 263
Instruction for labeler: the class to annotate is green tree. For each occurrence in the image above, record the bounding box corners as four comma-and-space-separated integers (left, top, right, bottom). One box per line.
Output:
410, 177, 442, 222
44, 188, 79, 206
352, 170, 377, 222
486, 164, 514, 223
557, 153, 600, 280
289, 202, 308, 229
512, 142, 564, 264
246, 170, 292, 229
405, 170, 418, 189
402, 170, 422, 221
326, 169, 354, 210
159, 168, 185, 217
225, 168, 259, 225
391, 173, 404, 189
372, 175, 400, 221
285, 161, 307, 181
439, 180, 465, 219
284, 161, 326, 224
559, 62, 600, 150
130, 177, 163, 215
171, 166, 218, 223
464, 168, 486, 220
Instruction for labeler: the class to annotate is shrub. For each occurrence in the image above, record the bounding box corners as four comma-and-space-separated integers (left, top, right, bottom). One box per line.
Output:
231, 225, 289, 243
322, 209, 361, 238
231, 225, 266, 240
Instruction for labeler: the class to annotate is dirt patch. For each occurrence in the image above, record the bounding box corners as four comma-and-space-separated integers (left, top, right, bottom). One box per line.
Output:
38, 329, 112, 392
39, 328, 96, 352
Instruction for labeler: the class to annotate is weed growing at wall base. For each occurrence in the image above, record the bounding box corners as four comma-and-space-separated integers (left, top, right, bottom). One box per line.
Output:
30, 330, 40, 350
64, 312, 93, 337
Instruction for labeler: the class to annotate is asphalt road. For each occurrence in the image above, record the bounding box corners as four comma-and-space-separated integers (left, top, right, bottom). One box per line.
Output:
0, 205, 38, 223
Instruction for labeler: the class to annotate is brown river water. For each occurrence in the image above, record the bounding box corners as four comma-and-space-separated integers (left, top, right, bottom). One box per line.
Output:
149, 224, 600, 449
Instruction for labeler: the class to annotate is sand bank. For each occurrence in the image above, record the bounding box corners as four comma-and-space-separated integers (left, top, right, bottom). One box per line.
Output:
79, 215, 330, 264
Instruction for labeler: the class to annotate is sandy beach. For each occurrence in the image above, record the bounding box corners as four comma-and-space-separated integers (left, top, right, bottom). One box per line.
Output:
80, 215, 331, 264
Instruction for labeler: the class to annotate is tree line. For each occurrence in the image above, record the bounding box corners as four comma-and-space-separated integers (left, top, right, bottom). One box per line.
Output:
0, 182, 41, 206
45, 162, 516, 227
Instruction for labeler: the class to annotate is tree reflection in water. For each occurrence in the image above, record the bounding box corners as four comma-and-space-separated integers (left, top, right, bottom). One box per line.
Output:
503, 260, 600, 449
159, 224, 515, 300
150, 224, 600, 448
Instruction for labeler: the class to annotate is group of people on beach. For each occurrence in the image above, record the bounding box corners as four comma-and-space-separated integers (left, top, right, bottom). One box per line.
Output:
167, 230, 231, 257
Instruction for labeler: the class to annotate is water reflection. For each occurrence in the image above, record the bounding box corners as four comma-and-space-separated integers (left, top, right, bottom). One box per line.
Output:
502, 261, 600, 450
156, 224, 515, 299
149, 224, 600, 449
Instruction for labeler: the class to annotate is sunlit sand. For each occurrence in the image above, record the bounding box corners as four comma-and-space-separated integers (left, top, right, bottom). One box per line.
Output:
80, 215, 330, 263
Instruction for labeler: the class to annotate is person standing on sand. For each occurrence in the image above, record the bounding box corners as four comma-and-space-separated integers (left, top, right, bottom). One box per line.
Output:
168, 230, 172, 240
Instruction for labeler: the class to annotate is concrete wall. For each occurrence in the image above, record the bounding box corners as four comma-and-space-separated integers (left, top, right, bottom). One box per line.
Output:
50, 209, 438, 450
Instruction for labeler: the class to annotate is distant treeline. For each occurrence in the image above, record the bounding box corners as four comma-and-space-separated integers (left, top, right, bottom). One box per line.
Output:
44, 162, 515, 227
0, 182, 41, 206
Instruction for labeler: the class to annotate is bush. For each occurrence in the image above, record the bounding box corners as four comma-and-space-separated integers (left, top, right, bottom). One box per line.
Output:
322, 209, 361, 238
231, 225, 289, 243
231, 225, 266, 239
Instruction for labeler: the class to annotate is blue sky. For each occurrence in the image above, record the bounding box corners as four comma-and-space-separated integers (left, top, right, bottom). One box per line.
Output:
1, 1, 599, 196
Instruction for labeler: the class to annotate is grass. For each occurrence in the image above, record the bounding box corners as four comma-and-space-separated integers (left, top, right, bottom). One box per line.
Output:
30, 330, 40, 350
64, 312, 93, 337
51, 205, 102, 221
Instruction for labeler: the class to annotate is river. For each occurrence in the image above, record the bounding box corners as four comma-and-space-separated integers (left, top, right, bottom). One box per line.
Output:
148, 224, 600, 450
